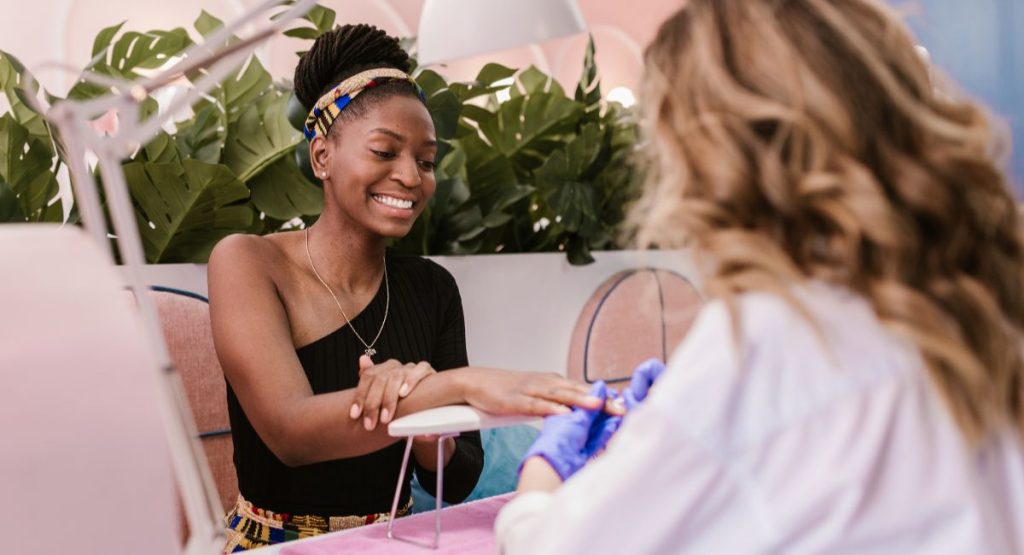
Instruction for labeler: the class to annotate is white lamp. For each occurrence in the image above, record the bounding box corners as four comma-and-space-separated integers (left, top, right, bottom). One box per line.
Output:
417, 0, 587, 66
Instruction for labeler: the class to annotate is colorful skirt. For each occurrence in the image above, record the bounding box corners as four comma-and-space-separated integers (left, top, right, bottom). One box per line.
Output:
223, 494, 412, 553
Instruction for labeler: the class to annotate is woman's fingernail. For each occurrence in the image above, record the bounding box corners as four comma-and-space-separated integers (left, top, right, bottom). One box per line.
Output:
398, 383, 410, 397
381, 408, 390, 423
608, 398, 626, 415
554, 405, 571, 414
364, 416, 374, 430
350, 404, 361, 419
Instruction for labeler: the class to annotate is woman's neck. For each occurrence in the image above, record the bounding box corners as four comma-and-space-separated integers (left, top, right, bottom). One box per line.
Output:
305, 210, 386, 295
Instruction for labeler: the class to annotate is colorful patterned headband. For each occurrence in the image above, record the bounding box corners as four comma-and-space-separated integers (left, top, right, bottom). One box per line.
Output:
303, 68, 424, 141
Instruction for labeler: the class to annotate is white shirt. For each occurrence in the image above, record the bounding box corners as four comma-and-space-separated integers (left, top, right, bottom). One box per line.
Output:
496, 283, 1024, 554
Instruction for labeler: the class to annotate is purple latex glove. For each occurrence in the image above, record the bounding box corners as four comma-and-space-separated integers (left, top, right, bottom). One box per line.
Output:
518, 381, 620, 481
587, 390, 623, 455
622, 358, 666, 411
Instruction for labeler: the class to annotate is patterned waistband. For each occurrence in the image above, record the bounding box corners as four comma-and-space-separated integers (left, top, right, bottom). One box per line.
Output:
223, 494, 412, 553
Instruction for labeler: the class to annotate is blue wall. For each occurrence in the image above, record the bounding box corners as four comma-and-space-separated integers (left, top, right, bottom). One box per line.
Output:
902, 0, 1024, 194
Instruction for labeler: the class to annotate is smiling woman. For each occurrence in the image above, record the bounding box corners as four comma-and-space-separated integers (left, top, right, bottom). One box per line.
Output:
206, 24, 606, 553
316, 97, 437, 234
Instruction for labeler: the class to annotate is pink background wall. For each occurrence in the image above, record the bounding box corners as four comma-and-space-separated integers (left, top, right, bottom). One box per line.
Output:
0, 0, 681, 102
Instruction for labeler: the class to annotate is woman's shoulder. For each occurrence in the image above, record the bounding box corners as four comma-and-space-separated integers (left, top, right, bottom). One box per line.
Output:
210, 232, 269, 259
208, 232, 302, 293
210, 232, 297, 268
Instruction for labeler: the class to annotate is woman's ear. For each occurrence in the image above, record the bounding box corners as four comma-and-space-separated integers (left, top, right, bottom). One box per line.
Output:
309, 135, 330, 178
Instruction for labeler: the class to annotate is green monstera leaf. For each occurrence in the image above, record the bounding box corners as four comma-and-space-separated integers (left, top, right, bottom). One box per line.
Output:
70, 25, 194, 100
248, 155, 322, 221
0, 179, 21, 221
415, 70, 462, 141
460, 134, 522, 214
0, 115, 61, 223
0, 56, 61, 223
535, 123, 602, 187
174, 100, 227, 163
514, 66, 567, 97
194, 11, 224, 38
193, 10, 239, 43
223, 91, 302, 182
574, 36, 602, 108
476, 88, 583, 166
283, 4, 336, 39
221, 57, 273, 123
530, 122, 610, 263
0, 50, 52, 149
142, 131, 183, 165
446, 63, 517, 103
124, 159, 252, 262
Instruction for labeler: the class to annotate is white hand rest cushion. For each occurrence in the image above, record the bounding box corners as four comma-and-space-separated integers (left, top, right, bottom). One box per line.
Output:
388, 405, 540, 437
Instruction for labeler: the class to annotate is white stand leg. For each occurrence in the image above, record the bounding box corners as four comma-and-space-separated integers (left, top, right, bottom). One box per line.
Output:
386, 433, 459, 549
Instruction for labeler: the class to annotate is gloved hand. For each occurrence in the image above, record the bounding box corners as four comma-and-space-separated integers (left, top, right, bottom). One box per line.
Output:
585, 389, 623, 456
622, 358, 666, 411
518, 381, 622, 481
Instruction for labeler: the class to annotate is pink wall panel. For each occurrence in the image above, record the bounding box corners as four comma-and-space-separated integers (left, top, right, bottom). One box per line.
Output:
1, 0, 681, 103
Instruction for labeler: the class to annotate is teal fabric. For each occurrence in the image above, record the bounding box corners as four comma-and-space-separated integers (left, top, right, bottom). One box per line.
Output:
410, 424, 538, 513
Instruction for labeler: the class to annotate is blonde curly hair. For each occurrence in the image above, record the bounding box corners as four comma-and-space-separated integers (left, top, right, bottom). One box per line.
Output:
630, 0, 1024, 442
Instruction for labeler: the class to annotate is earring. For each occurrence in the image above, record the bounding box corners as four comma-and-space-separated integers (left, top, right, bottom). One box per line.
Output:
320, 172, 327, 178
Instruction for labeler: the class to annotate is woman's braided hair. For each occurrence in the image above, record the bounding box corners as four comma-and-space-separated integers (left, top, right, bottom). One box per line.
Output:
293, 24, 420, 133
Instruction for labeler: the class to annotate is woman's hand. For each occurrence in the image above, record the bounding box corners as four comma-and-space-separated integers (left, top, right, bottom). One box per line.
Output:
351, 355, 435, 430
518, 381, 621, 484
458, 368, 623, 417
622, 358, 666, 411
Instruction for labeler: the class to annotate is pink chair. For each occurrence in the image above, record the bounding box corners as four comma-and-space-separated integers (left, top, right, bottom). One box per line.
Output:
150, 287, 238, 516
567, 268, 703, 390
0, 225, 180, 555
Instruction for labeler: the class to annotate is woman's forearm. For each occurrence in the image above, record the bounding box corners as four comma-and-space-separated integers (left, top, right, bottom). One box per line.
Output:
267, 365, 598, 466
275, 369, 470, 466
517, 457, 563, 493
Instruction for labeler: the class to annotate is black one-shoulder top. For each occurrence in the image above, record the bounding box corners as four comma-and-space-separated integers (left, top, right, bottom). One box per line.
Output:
226, 253, 484, 516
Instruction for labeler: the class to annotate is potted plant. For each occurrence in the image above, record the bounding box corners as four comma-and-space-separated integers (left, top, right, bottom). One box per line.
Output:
0, 3, 641, 266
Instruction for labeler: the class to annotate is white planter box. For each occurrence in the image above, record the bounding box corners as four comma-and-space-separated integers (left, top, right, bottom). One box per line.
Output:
127, 250, 700, 375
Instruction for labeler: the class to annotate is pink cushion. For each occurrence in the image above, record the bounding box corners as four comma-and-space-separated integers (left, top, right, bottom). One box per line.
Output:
151, 290, 238, 515
568, 269, 702, 389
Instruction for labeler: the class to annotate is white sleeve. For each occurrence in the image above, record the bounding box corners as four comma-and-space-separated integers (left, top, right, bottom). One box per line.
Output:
495, 302, 771, 554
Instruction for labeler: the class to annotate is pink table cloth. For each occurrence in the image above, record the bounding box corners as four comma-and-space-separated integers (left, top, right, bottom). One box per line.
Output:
281, 493, 513, 554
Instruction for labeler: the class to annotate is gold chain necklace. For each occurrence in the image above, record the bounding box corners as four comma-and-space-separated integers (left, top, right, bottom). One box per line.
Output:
304, 227, 389, 359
